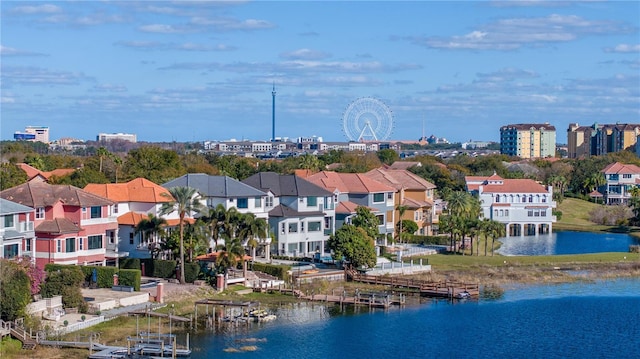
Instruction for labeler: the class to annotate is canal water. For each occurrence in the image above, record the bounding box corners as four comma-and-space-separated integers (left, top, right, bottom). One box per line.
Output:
496, 230, 639, 256
186, 277, 640, 359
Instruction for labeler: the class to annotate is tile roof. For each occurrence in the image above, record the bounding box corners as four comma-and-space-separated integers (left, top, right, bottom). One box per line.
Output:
401, 197, 432, 209
480, 179, 548, 194
1, 182, 113, 208
268, 204, 325, 218
35, 218, 82, 234
305, 171, 395, 194
0, 198, 34, 215
243, 172, 332, 197
601, 162, 640, 175
364, 168, 436, 191
386, 161, 422, 170
85, 178, 173, 203
118, 212, 147, 226
335, 201, 378, 215
17, 163, 76, 181
163, 174, 267, 198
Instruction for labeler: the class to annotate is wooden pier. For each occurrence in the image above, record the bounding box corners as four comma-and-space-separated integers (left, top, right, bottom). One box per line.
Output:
347, 270, 479, 299
299, 290, 405, 308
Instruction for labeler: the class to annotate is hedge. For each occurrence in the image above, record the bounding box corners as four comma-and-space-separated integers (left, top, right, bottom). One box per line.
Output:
184, 262, 200, 283
406, 235, 450, 245
118, 269, 142, 291
152, 260, 176, 279
119, 258, 140, 270
81, 266, 117, 288
252, 262, 291, 280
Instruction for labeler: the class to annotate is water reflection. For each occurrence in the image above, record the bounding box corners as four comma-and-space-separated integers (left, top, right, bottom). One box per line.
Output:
497, 230, 637, 256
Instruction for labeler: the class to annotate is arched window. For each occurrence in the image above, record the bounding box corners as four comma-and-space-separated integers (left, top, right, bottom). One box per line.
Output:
495, 195, 500, 203
529, 195, 533, 203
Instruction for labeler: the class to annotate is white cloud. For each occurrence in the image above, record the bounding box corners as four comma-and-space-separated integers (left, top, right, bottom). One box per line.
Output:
10, 4, 61, 14
280, 49, 331, 60
0, 45, 46, 57
139, 24, 186, 33
605, 44, 640, 53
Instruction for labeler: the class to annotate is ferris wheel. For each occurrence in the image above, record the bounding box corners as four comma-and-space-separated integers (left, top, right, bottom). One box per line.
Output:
342, 97, 394, 142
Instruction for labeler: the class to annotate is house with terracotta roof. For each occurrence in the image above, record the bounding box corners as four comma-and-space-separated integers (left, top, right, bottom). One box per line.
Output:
242, 172, 335, 257
364, 168, 437, 236
1, 182, 118, 269
1, 198, 35, 261
465, 174, 556, 236
600, 162, 640, 205
303, 171, 396, 246
17, 163, 76, 183
84, 178, 182, 259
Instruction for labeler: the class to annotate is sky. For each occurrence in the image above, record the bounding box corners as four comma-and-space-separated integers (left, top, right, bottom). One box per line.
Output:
1, 1, 639, 144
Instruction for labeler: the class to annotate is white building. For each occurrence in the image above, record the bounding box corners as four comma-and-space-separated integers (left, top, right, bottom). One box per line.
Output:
601, 162, 640, 205
466, 173, 556, 236
97, 133, 137, 142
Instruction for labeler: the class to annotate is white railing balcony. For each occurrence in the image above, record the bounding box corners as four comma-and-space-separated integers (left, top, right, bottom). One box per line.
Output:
18, 221, 34, 232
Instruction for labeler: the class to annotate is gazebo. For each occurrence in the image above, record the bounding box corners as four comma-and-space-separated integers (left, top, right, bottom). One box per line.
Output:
195, 251, 253, 289
588, 190, 603, 203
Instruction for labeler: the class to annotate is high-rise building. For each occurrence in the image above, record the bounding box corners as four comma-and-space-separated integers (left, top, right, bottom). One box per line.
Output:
567, 123, 640, 158
97, 133, 137, 142
13, 126, 49, 143
500, 123, 556, 159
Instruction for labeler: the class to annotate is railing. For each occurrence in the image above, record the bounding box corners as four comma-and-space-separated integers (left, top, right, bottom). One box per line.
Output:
19, 221, 34, 232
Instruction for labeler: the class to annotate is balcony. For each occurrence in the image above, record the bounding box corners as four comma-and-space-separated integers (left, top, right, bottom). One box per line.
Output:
18, 221, 34, 232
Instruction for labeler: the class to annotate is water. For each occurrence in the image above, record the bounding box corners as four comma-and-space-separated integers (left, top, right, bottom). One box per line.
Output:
187, 278, 640, 359
496, 231, 638, 256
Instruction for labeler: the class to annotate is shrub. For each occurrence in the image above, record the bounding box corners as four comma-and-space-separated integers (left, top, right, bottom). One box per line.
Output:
81, 266, 117, 288
552, 210, 563, 221
118, 269, 142, 291
40, 267, 87, 312
0, 260, 32, 321
119, 258, 140, 270
152, 260, 176, 279
184, 262, 200, 283
252, 262, 291, 280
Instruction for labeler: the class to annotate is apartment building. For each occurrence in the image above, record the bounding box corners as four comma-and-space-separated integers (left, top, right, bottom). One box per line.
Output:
567, 123, 640, 158
500, 123, 556, 159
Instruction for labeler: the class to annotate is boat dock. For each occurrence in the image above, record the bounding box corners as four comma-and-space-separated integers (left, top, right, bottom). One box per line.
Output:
300, 290, 405, 308
347, 270, 479, 299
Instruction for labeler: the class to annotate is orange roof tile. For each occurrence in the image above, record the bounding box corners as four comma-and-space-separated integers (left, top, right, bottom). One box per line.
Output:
17, 163, 75, 182
118, 212, 148, 226
85, 178, 173, 203
364, 168, 436, 191
306, 171, 395, 194
601, 162, 640, 175
481, 179, 548, 194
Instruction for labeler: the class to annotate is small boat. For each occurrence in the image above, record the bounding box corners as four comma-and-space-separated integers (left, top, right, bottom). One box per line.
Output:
455, 291, 471, 299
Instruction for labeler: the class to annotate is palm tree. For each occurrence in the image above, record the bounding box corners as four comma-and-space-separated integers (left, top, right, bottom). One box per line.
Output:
215, 236, 246, 280
159, 186, 204, 284
396, 204, 408, 244
488, 220, 506, 256
582, 172, 606, 195
134, 213, 167, 259
96, 147, 110, 173
237, 213, 268, 261
480, 218, 492, 256
201, 204, 233, 251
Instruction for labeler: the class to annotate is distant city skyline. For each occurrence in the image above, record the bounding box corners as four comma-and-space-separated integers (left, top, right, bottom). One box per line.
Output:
2, 1, 638, 144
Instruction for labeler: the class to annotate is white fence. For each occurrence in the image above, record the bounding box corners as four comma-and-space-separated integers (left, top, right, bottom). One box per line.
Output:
54, 316, 105, 336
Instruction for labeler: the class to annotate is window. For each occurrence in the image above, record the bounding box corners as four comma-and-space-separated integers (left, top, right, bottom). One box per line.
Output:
387, 193, 393, 200
300, 221, 305, 232
541, 210, 546, 217
3, 215, 14, 228
36, 207, 45, 219
528, 195, 533, 203
308, 222, 321, 232
505, 209, 509, 216
266, 197, 274, 208
495, 195, 500, 203
281, 223, 285, 234
307, 196, 317, 206
494, 209, 498, 217
376, 214, 384, 225
288, 223, 298, 233
4, 244, 19, 259
26, 240, 31, 252
90, 206, 101, 219
113, 204, 119, 214
237, 198, 248, 209
254, 197, 262, 207
65, 238, 76, 252
129, 233, 134, 245
88, 235, 103, 250
79, 238, 83, 250
57, 240, 62, 252
528, 210, 533, 217
623, 174, 632, 179
324, 217, 331, 229
373, 193, 385, 203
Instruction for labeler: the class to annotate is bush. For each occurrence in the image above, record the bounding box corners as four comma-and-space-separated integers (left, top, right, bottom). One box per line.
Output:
407, 235, 450, 245
40, 267, 87, 313
184, 262, 200, 283
252, 262, 291, 280
119, 258, 140, 270
0, 260, 32, 321
81, 266, 117, 288
118, 269, 142, 291
552, 210, 563, 221
152, 260, 177, 279
140, 258, 154, 276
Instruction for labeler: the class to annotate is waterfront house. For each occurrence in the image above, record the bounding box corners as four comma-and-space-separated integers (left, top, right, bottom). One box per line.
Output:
1, 182, 118, 269
0, 198, 35, 261
242, 172, 335, 257
465, 174, 556, 236
600, 162, 640, 205
17, 163, 76, 183
302, 171, 396, 246
84, 178, 181, 259
364, 168, 438, 236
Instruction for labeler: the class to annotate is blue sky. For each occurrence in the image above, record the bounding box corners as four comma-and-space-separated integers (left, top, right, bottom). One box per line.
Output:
2, 1, 639, 144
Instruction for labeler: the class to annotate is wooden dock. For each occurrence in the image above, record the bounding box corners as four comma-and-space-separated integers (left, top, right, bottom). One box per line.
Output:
299, 291, 405, 308
347, 270, 479, 299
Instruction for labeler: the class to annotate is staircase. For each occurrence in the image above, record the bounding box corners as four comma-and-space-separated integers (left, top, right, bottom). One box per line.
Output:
7, 321, 37, 350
